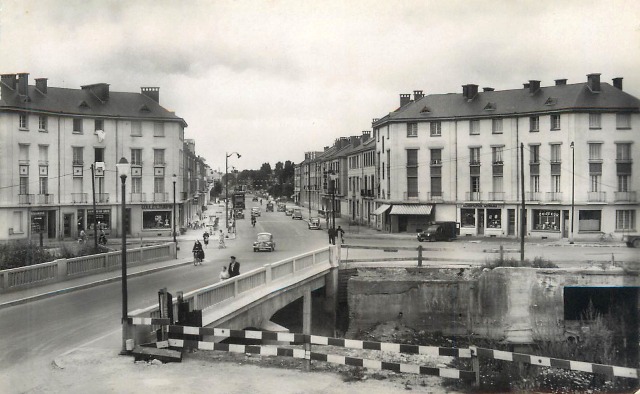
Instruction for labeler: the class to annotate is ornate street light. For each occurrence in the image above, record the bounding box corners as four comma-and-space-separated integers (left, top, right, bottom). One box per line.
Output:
225, 152, 241, 235
116, 157, 131, 354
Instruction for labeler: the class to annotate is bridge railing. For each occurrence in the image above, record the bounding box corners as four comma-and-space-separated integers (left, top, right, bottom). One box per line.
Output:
131, 246, 335, 328
0, 242, 176, 292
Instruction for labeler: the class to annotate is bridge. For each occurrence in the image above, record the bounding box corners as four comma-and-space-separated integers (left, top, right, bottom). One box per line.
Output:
129, 245, 340, 345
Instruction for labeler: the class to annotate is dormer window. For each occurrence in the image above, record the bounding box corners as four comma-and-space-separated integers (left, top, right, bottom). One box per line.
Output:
139, 104, 150, 113
544, 97, 557, 106
420, 106, 431, 114
484, 102, 496, 111
78, 100, 90, 109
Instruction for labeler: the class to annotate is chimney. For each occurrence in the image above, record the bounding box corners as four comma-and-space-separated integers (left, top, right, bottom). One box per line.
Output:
362, 130, 371, 141
400, 93, 411, 107
482, 87, 494, 92
351, 136, 361, 147
141, 87, 160, 103
324, 146, 329, 151
523, 83, 530, 89
555, 79, 567, 86
529, 80, 541, 94
81, 83, 110, 102
372, 118, 379, 124
413, 90, 424, 100
35, 78, 48, 94
587, 73, 601, 92
17, 73, 29, 96
463, 84, 478, 100
612, 77, 623, 90
1, 74, 17, 90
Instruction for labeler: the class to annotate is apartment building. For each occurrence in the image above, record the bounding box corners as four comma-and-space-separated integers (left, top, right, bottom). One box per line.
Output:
346, 131, 375, 226
373, 74, 639, 239
0, 73, 194, 242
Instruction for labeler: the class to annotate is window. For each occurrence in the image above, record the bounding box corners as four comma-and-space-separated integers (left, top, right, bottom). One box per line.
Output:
530, 175, 540, 193
616, 113, 631, 129
529, 116, 539, 132
19, 114, 28, 129
616, 143, 631, 160
143, 210, 172, 229
430, 122, 441, 136
154, 122, 165, 137
431, 176, 442, 197
589, 113, 601, 129
579, 210, 601, 232
19, 144, 29, 162
154, 177, 165, 193
154, 149, 165, 165
19, 177, 29, 194
550, 114, 561, 130
616, 210, 635, 230
470, 176, 480, 192
95, 119, 104, 132
430, 149, 442, 165
533, 209, 560, 231
131, 149, 142, 166
492, 119, 503, 134
590, 175, 601, 192
131, 121, 142, 136
94, 148, 104, 163
406, 149, 418, 198
469, 147, 480, 165
73, 118, 83, 134
39, 115, 47, 132
407, 123, 417, 137
618, 175, 630, 192
39, 176, 48, 195
492, 146, 503, 164
131, 177, 142, 193
550, 144, 561, 163
492, 175, 503, 193
530, 145, 539, 163
469, 120, 480, 135
38, 145, 48, 164
552, 175, 561, 192
588, 143, 601, 160
13, 211, 23, 233
461, 208, 475, 227
487, 209, 501, 228
73, 147, 84, 165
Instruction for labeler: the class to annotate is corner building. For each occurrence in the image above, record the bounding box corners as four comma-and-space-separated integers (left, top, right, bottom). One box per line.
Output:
373, 74, 639, 239
0, 73, 188, 242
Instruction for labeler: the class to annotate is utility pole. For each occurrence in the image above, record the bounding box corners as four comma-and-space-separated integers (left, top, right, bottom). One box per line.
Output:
91, 164, 98, 249
520, 143, 525, 262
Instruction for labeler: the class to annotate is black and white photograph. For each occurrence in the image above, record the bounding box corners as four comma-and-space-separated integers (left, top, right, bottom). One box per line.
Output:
0, 1, 639, 392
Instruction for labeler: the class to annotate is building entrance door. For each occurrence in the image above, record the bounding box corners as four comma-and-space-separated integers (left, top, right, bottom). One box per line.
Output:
477, 210, 485, 235
64, 214, 73, 238
507, 209, 515, 236
47, 211, 56, 239
562, 210, 569, 238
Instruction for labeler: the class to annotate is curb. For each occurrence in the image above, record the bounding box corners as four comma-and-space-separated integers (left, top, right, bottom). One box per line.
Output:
0, 259, 194, 311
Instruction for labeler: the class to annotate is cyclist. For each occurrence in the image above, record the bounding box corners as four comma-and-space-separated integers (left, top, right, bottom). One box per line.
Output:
251, 215, 256, 227
192, 240, 204, 265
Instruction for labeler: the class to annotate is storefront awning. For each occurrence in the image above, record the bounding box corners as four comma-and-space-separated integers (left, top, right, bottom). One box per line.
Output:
372, 204, 391, 215
389, 204, 433, 215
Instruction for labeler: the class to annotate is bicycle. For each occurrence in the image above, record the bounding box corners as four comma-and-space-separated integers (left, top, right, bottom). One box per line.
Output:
599, 232, 615, 242
193, 251, 203, 266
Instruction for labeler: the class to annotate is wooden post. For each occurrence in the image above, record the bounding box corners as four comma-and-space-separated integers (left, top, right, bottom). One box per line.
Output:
417, 245, 423, 267
303, 289, 312, 371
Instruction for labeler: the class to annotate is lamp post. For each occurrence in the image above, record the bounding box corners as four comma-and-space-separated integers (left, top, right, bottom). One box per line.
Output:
225, 152, 241, 236
569, 141, 575, 244
172, 174, 177, 257
116, 157, 130, 354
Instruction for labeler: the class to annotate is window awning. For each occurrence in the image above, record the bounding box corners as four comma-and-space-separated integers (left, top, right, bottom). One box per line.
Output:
372, 204, 391, 215
389, 204, 433, 215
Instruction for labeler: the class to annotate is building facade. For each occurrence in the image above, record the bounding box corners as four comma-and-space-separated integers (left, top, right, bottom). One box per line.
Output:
0, 73, 206, 242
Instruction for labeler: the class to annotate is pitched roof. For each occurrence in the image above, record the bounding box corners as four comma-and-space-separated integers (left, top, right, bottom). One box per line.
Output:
375, 82, 640, 126
1, 84, 187, 126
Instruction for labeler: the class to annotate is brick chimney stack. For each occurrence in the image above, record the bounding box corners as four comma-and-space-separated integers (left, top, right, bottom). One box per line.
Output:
413, 90, 424, 100
400, 94, 411, 107
587, 73, 601, 92
17, 73, 29, 96
529, 80, 541, 94
81, 83, 110, 102
462, 84, 478, 100
35, 78, 48, 94
141, 87, 160, 103
612, 77, 623, 90
555, 79, 567, 86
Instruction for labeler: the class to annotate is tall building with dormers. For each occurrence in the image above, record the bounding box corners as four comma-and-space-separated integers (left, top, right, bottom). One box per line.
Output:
373, 74, 639, 239
0, 72, 195, 242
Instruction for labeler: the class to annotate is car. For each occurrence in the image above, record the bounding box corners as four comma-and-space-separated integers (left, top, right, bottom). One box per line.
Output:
253, 232, 275, 252
266, 202, 274, 212
417, 222, 458, 242
292, 208, 303, 220
251, 207, 261, 217
277, 203, 286, 212
308, 217, 321, 230
252, 196, 259, 202
234, 209, 244, 219
623, 233, 640, 248
285, 207, 293, 216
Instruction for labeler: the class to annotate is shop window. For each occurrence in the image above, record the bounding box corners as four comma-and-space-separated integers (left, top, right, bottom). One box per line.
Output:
461, 208, 475, 227
487, 209, 501, 229
533, 209, 560, 231
578, 210, 601, 232
87, 209, 111, 233
143, 211, 172, 229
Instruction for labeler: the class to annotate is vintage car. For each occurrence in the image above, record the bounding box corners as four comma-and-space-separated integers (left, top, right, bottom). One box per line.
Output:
251, 207, 261, 217
253, 232, 276, 252
292, 208, 303, 220
266, 201, 274, 212
234, 209, 245, 219
277, 203, 286, 212
285, 207, 294, 216
252, 196, 259, 202
308, 217, 321, 230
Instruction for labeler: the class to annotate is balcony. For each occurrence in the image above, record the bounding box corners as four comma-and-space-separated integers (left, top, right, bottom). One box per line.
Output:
614, 191, 637, 202
96, 193, 109, 203
403, 192, 420, 200
153, 192, 169, 202
425, 192, 443, 201
36, 194, 54, 204
71, 193, 88, 203
19, 194, 34, 205
587, 191, 607, 202
466, 192, 482, 201
525, 192, 540, 201
130, 193, 146, 203
546, 192, 563, 202
487, 192, 505, 201
360, 189, 375, 198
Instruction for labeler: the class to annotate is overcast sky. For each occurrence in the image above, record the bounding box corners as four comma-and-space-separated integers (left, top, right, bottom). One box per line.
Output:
1, 0, 639, 171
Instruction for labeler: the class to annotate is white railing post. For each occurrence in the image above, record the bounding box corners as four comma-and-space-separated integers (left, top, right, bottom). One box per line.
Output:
234, 279, 239, 297
57, 258, 68, 280
192, 294, 199, 310
264, 263, 272, 284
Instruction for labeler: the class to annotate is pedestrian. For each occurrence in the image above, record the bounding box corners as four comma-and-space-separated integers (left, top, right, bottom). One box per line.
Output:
219, 265, 230, 281
203, 231, 210, 248
336, 225, 345, 243
328, 227, 336, 245
218, 229, 226, 249
79, 229, 87, 244
228, 256, 240, 278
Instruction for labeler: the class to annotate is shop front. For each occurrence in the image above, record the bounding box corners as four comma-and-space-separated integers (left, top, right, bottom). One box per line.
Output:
459, 203, 504, 237
141, 203, 173, 236
77, 208, 112, 236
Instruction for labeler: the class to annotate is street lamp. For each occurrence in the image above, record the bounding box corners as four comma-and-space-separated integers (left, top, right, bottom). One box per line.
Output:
225, 152, 241, 235
172, 174, 177, 257
116, 157, 130, 354
569, 141, 575, 244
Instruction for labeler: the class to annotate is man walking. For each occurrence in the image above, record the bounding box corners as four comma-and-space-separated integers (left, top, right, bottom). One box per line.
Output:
228, 256, 240, 278
328, 227, 336, 245
336, 225, 345, 244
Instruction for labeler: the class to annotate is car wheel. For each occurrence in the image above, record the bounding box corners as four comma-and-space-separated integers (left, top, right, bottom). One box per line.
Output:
254, 248, 258, 252
633, 239, 640, 248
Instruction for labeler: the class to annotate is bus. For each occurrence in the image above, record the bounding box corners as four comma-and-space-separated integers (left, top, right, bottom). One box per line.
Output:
232, 192, 246, 210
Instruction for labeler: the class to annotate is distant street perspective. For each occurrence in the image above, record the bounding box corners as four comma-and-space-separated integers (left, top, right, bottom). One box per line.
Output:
1, 2, 640, 393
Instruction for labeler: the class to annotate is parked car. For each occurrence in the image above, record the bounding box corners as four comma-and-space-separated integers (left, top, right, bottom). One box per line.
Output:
292, 208, 303, 220
266, 202, 274, 212
253, 232, 275, 252
234, 209, 244, 219
251, 207, 261, 217
623, 233, 640, 248
308, 217, 321, 230
285, 207, 293, 216
417, 222, 459, 242
277, 203, 286, 212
